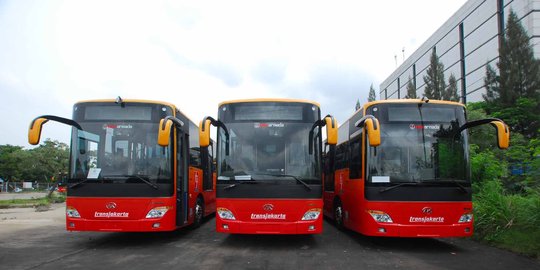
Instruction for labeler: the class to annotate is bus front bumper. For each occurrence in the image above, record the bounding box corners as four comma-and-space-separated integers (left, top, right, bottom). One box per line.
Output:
361, 222, 473, 238
216, 219, 322, 234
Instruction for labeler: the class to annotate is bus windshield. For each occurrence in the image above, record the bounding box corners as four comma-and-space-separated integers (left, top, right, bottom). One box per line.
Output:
217, 102, 322, 184
367, 103, 469, 184
69, 103, 173, 186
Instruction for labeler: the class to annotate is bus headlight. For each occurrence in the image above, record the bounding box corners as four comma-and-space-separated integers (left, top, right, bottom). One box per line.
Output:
217, 207, 236, 220
367, 210, 393, 223
301, 208, 321, 221
66, 206, 81, 218
145, 206, 170, 219
458, 213, 473, 223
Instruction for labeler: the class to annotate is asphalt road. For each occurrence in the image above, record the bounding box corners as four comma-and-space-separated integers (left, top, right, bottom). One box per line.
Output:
0, 208, 538, 270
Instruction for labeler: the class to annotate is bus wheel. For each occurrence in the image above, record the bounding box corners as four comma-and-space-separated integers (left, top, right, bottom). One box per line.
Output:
193, 198, 204, 228
334, 200, 344, 230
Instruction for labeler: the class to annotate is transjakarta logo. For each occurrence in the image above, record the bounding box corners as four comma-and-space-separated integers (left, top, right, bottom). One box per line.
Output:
251, 213, 286, 220
409, 124, 440, 130
254, 123, 285, 128
94, 211, 129, 218
409, 216, 444, 223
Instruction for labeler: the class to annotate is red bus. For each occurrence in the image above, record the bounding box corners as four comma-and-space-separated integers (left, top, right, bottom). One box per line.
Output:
193, 99, 337, 234
29, 98, 215, 232
323, 99, 509, 237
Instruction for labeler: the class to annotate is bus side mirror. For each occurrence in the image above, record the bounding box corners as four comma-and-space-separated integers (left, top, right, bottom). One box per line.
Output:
28, 118, 49, 145
491, 120, 510, 149
455, 118, 510, 150
365, 118, 381, 147
199, 119, 211, 147
158, 119, 173, 147
325, 116, 338, 145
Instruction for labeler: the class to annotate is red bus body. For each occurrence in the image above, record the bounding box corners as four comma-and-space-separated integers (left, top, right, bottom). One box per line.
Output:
323, 100, 485, 237
66, 168, 216, 232
323, 170, 473, 237
32, 99, 216, 232
216, 199, 323, 234
206, 99, 331, 234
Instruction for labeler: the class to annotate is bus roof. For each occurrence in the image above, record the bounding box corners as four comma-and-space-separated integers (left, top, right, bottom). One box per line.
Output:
74, 99, 199, 126
363, 98, 465, 108
75, 99, 178, 110
340, 99, 466, 128
219, 98, 320, 107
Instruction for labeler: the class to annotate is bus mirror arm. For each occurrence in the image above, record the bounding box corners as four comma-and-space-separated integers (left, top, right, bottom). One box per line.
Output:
201, 116, 230, 155
454, 118, 510, 149
161, 116, 185, 129
355, 115, 381, 147
28, 115, 82, 145
308, 116, 329, 155
355, 115, 378, 130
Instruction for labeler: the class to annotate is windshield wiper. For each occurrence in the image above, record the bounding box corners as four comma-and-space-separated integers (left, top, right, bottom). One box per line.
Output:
69, 178, 90, 189
223, 180, 258, 190
254, 173, 312, 191
421, 178, 469, 194
379, 181, 420, 193
128, 175, 158, 190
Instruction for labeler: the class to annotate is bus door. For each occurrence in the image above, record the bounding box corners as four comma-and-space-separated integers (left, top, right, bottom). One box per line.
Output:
176, 129, 189, 226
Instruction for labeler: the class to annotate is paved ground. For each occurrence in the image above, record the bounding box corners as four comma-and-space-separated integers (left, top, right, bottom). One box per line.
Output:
0, 204, 538, 270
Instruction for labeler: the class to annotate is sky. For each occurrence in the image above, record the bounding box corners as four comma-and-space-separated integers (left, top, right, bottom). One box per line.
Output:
0, 0, 467, 147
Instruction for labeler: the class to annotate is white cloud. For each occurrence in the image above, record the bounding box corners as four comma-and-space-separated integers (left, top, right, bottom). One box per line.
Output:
0, 0, 467, 147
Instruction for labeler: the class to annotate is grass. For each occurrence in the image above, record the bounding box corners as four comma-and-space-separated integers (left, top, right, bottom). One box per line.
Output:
0, 194, 66, 208
492, 229, 540, 258
473, 180, 540, 258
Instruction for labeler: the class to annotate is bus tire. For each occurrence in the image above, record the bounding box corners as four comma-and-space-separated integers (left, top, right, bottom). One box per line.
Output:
334, 199, 344, 230
193, 197, 204, 228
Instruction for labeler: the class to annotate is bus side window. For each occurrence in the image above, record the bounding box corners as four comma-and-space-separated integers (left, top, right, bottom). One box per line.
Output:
202, 143, 213, 191
323, 145, 335, 191
189, 148, 201, 168
349, 135, 362, 179
335, 142, 348, 170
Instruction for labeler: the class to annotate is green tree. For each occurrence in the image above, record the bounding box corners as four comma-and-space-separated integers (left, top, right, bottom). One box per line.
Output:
0, 145, 25, 181
355, 99, 361, 111
466, 103, 498, 151
484, 10, 540, 138
0, 140, 69, 183
498, 10, 540, 106
482, 63, 499, 105
444, 73, 460, 102
26, 140, 70, 182
423, 48, 446, 100
368, 84, 376, 102
405, 76, 417, 99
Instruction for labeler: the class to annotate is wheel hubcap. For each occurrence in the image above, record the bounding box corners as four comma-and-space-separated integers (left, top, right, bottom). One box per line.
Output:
335, 206, 343, 224
195, 203, 203, 221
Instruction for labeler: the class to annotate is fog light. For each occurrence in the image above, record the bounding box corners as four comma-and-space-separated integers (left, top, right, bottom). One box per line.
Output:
69, 222, 75, 228
223, 224, 229, 230
152, 223, 161, 228
308, 225, 315, 231
465, 227, 471, 233
378, 227, 386, 233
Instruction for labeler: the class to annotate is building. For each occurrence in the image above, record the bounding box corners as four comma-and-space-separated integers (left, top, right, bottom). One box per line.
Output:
380, 0, 540, 103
